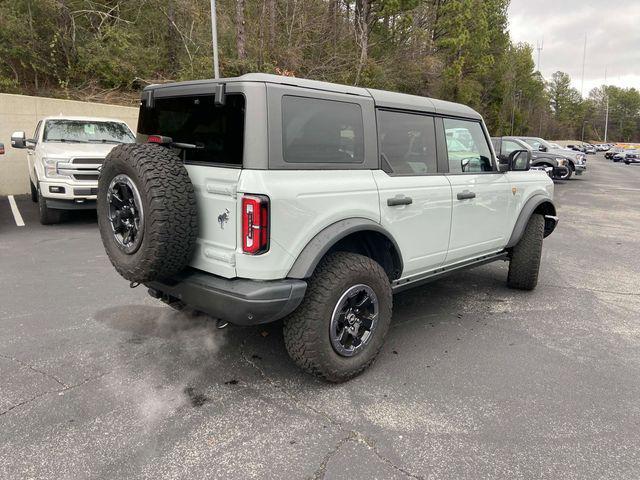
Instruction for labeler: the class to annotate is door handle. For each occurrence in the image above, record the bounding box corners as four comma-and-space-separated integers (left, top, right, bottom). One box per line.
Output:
457, 190, 476, 200
387, 195, 413, 207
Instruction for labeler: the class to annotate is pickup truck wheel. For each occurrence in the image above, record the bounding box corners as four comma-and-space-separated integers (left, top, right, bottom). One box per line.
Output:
37, 187, 62, 225
507, 213, 544, 290
283, 252, 392, 383
97, 144, 198, 283
558, 165, 573, 180
30, 179, 38, 203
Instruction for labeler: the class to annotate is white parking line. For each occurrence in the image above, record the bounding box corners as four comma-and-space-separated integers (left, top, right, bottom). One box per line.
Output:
8, 195, 25, 227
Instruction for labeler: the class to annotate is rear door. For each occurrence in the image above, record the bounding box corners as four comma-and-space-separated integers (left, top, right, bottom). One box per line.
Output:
373, 109, 452, 278
442, 118, 510, 264
137, 86, 250, 278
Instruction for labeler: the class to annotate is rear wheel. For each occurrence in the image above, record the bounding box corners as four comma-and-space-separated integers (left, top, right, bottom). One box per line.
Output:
283, 252, 392, 383
37, 186, 62, 225
507, 214, 544, 290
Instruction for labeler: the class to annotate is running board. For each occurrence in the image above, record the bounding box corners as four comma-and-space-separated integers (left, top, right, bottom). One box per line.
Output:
391, 251, 509, 293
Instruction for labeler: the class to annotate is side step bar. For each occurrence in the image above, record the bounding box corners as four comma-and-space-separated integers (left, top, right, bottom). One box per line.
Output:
391, 251, 509, 293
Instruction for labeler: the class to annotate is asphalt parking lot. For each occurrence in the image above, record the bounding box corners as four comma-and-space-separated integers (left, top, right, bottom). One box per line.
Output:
1, 153, 639, 479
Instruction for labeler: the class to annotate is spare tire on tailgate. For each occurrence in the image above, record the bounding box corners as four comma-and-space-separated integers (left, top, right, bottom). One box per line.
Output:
97, 143, 198, 283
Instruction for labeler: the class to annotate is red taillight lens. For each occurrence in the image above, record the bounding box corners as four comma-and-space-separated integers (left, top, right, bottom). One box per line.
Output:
242, 195, 269, 255
147, 135, 163, 143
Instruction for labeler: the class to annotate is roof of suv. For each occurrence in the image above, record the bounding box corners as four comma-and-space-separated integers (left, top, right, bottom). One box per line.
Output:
143, 73, 482, 120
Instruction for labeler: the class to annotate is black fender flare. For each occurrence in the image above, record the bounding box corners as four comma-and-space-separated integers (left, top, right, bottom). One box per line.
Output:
287, 218, 403, 279
532, 157, 558, 167
506, 195, 557, 248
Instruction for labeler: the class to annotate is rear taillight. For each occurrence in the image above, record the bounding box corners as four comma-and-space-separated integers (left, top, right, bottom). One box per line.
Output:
242, 195, 269, 255
147, 135, 172, 144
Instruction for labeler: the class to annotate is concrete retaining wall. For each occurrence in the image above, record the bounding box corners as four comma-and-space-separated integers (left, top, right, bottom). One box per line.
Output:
0, 94, 138, 195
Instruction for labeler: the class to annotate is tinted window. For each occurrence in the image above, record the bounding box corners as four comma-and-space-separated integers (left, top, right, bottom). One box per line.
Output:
378, 110, 437, 175
282, 96, 364, 164
138, 94, 245, 165
43, 120, 134, 144
502, 140, 523, 155
444, 119, 493, 173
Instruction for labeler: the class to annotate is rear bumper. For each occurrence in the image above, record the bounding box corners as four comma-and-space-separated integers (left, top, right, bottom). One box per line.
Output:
147, 269, 307, 326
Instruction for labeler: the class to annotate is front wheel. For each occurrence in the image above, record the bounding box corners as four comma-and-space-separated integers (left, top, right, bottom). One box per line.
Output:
557, 165, 573, 180
283, 252, 392, 382
507, 214, 544, 290
37, 186, 62, 225
30, 179, 38, 203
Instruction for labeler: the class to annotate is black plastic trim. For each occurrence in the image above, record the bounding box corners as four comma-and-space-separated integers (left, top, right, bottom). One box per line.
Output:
45, 199, 96, 210
287, 218, 404, 279
506, 195, 557, 248
392, 251, 509, 293
147, 269, 307, 326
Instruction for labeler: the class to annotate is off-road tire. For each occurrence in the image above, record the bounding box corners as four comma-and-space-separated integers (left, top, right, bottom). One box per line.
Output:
283, 252, 393, 383
30, 179, 38, 203
37, 187, 62, 225
97, 143, 198, 283
507, 213, 544, 290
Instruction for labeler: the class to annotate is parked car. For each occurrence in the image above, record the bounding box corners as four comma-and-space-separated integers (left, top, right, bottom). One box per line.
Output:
605, 146, 624, 159
519, 137, 587, 178
595, 144, 610, 151
492, 136, 571, 180
95, 73, 558, 382
566, 143, 587, 153
0, 142, 4, 155
623, 152, 640, 165
11, 116, 135, 224
583, 144, 597, 155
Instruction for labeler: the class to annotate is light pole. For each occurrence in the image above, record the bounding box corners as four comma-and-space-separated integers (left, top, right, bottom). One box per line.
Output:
210, 0, 220, 79
604, 68, 610, 143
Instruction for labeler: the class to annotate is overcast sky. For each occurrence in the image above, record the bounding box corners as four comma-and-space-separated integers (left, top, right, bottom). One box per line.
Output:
508, 0, 640, 96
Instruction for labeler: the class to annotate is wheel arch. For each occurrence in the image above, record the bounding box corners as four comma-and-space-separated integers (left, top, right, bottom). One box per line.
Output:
287, 218, 403, 281
506, 195, 557, 248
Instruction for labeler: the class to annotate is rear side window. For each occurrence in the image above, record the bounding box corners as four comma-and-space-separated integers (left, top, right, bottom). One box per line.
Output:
444, 118, 493, 173
282, 96, 364, 164
378, 110, 437, 175
138, 94, 245, 165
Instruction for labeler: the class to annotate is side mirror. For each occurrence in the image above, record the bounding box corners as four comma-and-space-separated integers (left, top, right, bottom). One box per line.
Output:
497, 154, 510, 172
11, 131, 27, 149
538, 145, 547, 152
508, 149, 531, 171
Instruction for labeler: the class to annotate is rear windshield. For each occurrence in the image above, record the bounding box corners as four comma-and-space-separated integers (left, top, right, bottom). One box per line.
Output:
138, 94, 245, 165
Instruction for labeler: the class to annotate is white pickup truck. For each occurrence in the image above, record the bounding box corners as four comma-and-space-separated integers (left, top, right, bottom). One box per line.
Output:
96, 74, 558, 382
11, 116, 135, 224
